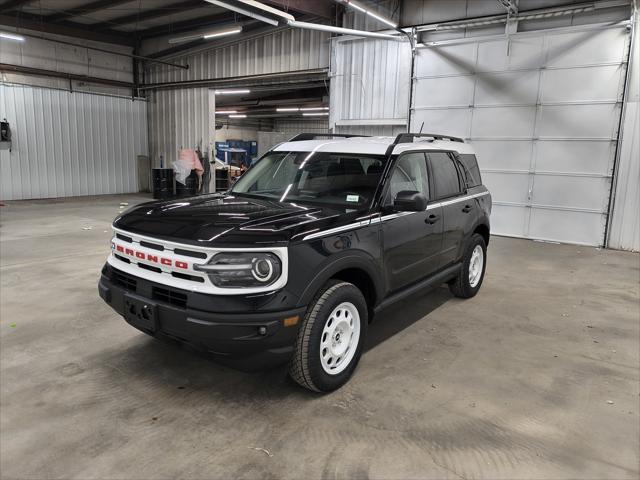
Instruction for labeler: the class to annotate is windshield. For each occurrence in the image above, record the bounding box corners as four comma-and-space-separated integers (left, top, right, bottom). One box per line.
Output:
231, 151, 386, 207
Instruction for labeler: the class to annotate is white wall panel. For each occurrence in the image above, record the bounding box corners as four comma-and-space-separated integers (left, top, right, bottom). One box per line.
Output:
474, 71, 541, 105
411, 24, 631, 246
0, 84, 147, 200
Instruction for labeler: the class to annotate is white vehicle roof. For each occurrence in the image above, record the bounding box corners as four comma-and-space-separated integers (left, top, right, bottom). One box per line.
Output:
273, 135, 476, 156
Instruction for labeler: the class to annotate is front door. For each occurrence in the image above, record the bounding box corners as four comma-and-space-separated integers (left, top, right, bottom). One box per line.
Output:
381, 152, 443, 293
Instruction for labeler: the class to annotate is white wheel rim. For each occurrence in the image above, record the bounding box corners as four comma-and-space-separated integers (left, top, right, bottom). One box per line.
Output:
320, 302, 361, 375
469, 245, 484, 288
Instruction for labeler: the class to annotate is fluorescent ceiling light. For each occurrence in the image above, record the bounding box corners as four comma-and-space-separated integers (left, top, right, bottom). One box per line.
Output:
300, 107, 329, 111
288, 20, 402, 41
169, 26, 241, 44
215, 110, 238, 114
0, 32, 25, 42
204, 26, 242, 39
303, 112, 329, 116
214, 89, 250, 95
344, 1, 398, 28
205, 0, 280, 26
277, 107, 300, 112
229, 114, 247, 118
347, 1, 366, 13
237, 0, 295, 22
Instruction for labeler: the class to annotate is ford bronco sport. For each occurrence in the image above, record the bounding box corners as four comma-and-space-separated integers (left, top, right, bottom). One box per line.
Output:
98, 133, 491, 392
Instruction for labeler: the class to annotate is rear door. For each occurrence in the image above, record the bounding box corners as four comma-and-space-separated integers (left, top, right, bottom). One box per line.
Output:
427, 151, 474, 268
381, 152, 444, 292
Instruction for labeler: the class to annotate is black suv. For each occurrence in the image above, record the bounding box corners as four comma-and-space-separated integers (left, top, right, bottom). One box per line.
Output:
99, 133, 491, 392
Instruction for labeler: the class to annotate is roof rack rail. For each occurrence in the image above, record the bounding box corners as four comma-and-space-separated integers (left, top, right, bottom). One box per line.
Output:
384, 132, 465, 156
288, 133, 371, 142
397, 133, 464, 144
385, 133, 464, 157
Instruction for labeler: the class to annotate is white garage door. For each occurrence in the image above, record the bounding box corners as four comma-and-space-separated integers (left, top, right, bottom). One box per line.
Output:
412, 24, 631, 246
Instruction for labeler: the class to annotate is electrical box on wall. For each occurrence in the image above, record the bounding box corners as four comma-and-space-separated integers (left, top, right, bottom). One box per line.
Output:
0, 119, 11, 152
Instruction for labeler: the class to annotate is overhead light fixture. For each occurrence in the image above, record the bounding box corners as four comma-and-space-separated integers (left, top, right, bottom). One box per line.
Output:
300, 107, 329, 111
303, 112, 329, 116
215, 110, 238, 114
342, 0, 398, 28
229, 114, 247, 118
277, 107, 300, 112
238, 0, 294, 21
287, 20, 402, 41
0, 32, 25, 42
205, 0, 286, 26
214, 89, 250, 95
169, 26, 242, 44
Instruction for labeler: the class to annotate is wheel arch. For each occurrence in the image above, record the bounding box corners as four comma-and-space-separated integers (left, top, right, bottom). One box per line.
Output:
297, 253, 383, 318
474, 223, 490, 246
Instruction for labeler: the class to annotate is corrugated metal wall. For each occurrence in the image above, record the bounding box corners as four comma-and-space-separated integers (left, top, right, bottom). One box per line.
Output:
147, 87, 213, 167
146, 27, 330, 84
0, 84, 147, 200
273, 119, 329, 134
608, 11, 640, 252
330, 37, 411, 130
0, 28, 134, 97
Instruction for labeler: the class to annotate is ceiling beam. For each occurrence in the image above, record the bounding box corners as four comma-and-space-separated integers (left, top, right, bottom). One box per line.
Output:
46, 0, 132, 23
260, 0, 332, 18
0, 13, 134, 45
94, 0, 205, 30
1, 0, 34, 11
137, 12, 237, 38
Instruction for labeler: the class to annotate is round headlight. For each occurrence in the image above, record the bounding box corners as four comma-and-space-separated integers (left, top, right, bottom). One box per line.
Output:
252, 257, 274, 282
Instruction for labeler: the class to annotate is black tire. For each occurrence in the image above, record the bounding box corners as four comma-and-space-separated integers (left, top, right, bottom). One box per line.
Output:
449, 233, 487, 299
289, 280, 368, 392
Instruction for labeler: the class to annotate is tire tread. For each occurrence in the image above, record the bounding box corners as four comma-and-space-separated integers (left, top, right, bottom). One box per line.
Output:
289, 280, 350, 392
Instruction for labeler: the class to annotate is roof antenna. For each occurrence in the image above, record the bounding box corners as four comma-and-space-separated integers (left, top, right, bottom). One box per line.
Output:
419, 121, 424, 134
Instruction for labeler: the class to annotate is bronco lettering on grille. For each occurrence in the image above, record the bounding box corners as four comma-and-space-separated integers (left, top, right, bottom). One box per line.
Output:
111, 243, 189, 269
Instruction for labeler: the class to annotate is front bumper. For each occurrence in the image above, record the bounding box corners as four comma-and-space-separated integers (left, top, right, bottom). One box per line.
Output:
99, 264, 306, 369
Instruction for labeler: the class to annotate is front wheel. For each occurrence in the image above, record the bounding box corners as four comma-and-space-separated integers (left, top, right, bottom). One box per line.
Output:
289, 280, 368, 392
449, 233, 487, 299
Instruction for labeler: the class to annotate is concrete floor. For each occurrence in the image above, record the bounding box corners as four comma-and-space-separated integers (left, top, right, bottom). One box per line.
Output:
1, 194, 639, 480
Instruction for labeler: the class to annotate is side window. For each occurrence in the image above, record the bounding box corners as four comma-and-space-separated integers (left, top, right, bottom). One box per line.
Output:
428, 152, 462, 199
386, 153, 429, 202
458, 154, 482, 187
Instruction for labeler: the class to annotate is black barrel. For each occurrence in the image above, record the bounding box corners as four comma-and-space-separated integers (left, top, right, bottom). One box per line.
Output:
175, 171, 198, 197
152, 168, 174, 199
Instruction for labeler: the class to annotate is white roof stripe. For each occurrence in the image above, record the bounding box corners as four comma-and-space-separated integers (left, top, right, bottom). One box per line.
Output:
273, 136, 476, 155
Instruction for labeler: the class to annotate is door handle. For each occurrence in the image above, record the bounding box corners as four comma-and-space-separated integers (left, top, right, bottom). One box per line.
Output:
425, 214, 440, 225
462, 204, 472, 213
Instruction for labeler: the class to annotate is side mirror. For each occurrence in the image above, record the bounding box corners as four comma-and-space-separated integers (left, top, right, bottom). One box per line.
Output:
394, 191, 428, 212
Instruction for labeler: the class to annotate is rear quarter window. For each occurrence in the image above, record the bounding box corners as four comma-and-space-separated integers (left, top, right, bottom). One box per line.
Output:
458, 154, 482, 188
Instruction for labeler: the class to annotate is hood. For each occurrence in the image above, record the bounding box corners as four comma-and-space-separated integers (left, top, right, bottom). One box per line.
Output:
113, 194, 356, 247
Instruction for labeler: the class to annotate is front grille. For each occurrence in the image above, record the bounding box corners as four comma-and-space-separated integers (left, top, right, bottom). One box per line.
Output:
116, 233, 132, 243
112, 269, 137, 292
138, 262, 162, 273
114, 254, 130, 264
172, 271, 205, 283
174, 248, 207, 259
152, 286, 188, 308
140, 240, 164, 251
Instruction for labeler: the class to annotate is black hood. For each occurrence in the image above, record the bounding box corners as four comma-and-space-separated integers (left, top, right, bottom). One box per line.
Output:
113, 194, 361, 247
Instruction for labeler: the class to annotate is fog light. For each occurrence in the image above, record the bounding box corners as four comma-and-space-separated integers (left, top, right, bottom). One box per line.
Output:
258, 326, 267, 335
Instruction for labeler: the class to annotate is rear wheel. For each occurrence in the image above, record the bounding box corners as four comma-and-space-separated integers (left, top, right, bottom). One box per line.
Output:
289, 280, 367, 392
449, 233, 487, 299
